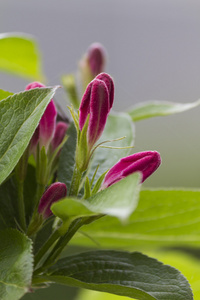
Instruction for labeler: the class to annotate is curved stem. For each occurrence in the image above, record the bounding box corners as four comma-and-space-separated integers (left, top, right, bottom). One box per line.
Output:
34, 229, 60, 269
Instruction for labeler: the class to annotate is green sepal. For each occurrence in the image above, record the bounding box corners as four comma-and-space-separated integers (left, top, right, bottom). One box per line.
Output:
76, 115, 89, 171
83, 176, 91, 199
91, 170, 107, 196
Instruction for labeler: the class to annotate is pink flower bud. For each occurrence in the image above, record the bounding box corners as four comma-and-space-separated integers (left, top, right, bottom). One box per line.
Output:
96, 73, 114, 111
88, 43, 106, 77
79, 73, 114, 148
25, 82, 57, 150
51, 121, 68, 152
101, 151, 161, 189
38, 182, 67, 219
39, 100, 57, 150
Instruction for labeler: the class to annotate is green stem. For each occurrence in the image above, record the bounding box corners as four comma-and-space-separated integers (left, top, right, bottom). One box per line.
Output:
34, 230, 60, 269
17, 180, 26, 232
34, 219, 84, 274
69, 166, 82, 196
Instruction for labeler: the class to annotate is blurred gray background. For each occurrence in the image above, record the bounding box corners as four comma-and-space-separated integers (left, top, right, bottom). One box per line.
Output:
1, 0, 200, 187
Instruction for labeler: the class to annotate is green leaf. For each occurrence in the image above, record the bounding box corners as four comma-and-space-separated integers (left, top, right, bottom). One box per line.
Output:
52, 173, 141, 223
146, 249, 200, 300
0, 229, 33, 300
0, 86, 58, 185
88, 112, 134, 183
0, 177, 18, 230
71, 189, 200, 248
0, 33, 45, 80
0, 89, 13, 101
77, 289, 129, 300
40, 250, 193, 300
58, 123, 77, 193
51, 197, 97, 222
128, 100, 200, 122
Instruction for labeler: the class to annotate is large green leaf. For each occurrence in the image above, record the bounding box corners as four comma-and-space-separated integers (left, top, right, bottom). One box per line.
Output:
128, 100, 200, 122
71, 189, 200, 248
0, 229, 33, 300
38, 251, 193, 300
146, 250, 200, 300
52, 173, 141, 222
0, 33, 44, 80
0, 89, 13, 101
0, 86, 58, 185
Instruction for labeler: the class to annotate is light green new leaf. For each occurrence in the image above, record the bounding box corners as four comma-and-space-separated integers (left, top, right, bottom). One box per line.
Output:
128, 100, 200, 122
71, 189, 200, 248
52, 173, 141, 222
88, 112, 134, 183
0, 33, 45, 80
0, 229, 33, 300
0, 89, 13, 101
39, 251, 193, 300
0, 86, 58, 185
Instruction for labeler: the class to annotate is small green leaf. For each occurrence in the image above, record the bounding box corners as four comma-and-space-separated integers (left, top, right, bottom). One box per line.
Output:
51, 197, 97, 222
0, 33, 45, 80
71, 189, 200, 248
0, 229, 33, 300
0, 89, 13, 101
128, 100, 200, 122
40, 251, 193, 300
88, 112, 134, 183
86, 172, 141, 221
0, 86, 58, 185
52, 173, 141, 227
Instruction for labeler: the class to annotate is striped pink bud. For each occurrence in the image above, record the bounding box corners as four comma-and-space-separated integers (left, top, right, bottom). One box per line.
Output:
88, 43, 106, 77
101, 151, 161, 189
38, 182, 67, 219
79, 73, 114, 148
26, 82, 57, 151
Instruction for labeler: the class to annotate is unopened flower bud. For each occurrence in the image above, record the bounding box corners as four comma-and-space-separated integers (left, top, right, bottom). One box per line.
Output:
25, 82, 57, 151
101, 151, 161, 189
38, 182, 67, 219
79, 73, 114, 149
51, 121, 68, 152
88, 43, 106, 77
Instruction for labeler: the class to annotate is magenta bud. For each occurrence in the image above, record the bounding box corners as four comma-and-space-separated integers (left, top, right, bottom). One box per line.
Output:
79, 78, 110, 148
39, 100, 57, 150
38, 182, 67, 219
96, 73, 114, 110
88, 43, 106, 77
51, 121, 68, 152
29, 126, 40, 155
101, 151, 161, 189
25, 82, 45, 90
26, 82, 57, 150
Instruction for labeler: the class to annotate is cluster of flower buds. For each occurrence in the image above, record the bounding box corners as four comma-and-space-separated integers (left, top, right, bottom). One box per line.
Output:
75, 72, 114, 172
26, 82, 68, 155
101, 151, 161, 189
79, 43, 106, 91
